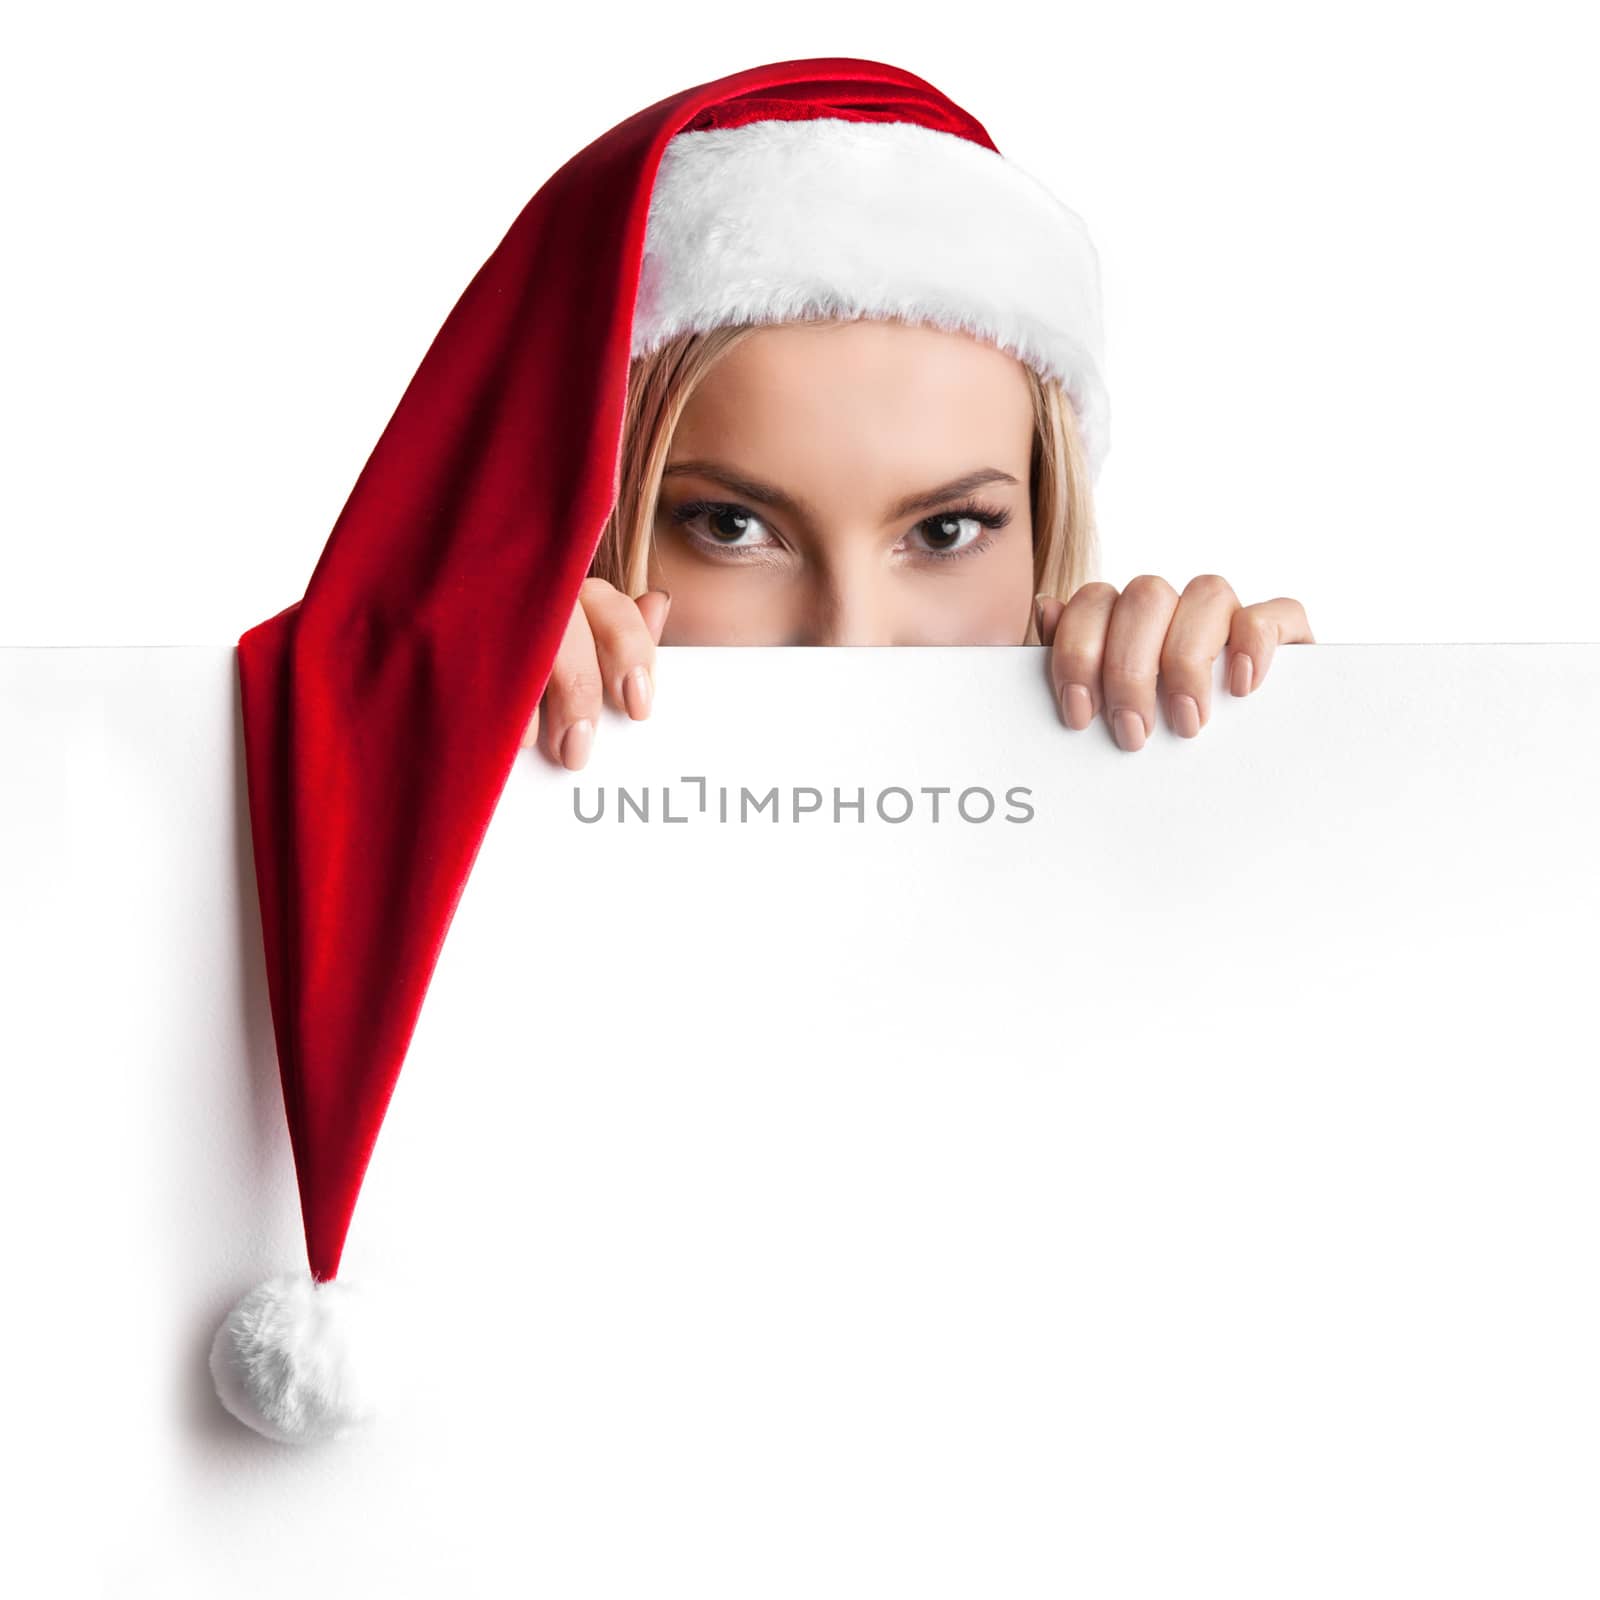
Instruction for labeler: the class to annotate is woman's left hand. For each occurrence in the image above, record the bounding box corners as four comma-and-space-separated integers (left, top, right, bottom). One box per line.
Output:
1034, 576, 1315, 752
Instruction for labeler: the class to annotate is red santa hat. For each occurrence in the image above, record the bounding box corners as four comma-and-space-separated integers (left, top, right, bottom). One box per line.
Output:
210, 55, 1111, 1444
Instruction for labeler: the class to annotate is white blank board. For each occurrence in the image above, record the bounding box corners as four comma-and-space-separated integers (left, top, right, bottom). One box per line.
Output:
2, 643, 1597, 1598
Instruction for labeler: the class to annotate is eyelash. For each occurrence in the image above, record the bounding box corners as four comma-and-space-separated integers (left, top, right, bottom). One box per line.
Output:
668, 498, 1013, 565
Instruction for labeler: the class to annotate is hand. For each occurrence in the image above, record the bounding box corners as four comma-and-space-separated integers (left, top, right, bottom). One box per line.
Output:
520, 580, 672, 769
1034, 576, 1315, 752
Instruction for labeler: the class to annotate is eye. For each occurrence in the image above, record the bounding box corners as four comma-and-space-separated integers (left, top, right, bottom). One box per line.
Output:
907, 502, 1013, 562
669, 499, 780, 559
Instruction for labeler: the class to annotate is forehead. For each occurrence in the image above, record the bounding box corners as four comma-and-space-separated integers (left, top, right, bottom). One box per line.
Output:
670, 319, 1034, 479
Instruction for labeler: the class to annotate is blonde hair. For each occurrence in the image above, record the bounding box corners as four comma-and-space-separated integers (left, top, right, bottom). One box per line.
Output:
589, 320, 1100, 642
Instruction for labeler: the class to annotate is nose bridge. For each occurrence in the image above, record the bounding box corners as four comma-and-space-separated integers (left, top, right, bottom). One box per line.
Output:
803, 541, 897, 646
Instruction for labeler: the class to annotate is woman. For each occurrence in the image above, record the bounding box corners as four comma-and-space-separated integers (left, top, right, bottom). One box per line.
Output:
525, 316, 1311, 772
217, 57, 1316, 1444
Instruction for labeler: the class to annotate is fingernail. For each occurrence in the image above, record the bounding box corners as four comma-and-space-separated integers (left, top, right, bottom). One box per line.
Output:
1113, 709, 1146, 752
561, 718, 594, 770
1169, 693, 1201, 737
1061, 682, 1094, 730
1229, 653, 1253, 696
623, 665, 653, 720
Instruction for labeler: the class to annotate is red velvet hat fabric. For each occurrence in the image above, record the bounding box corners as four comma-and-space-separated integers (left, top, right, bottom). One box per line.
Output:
236, 59, 997, 1283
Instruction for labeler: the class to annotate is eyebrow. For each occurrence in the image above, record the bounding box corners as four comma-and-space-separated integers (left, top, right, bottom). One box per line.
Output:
660, 459, 1021, 524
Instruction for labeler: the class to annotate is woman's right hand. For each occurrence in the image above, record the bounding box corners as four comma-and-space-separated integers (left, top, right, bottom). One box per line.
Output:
520, 580, 672, 770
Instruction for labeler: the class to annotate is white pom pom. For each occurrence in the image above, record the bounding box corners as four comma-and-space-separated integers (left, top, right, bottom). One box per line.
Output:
210, 1270, 380, 1444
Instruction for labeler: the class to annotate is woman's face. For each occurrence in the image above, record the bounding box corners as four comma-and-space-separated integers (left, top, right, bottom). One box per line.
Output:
646, 319, 1037, 645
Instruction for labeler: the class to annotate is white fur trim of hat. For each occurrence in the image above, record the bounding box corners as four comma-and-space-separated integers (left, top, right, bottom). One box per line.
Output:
632, 116, 1111, 480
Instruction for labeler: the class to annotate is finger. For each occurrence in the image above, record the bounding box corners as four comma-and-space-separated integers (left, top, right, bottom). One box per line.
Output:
1227, 597, 1317, 695
1158, 574, 1240, 737
579, 579, 670, 721
1045, 582, 1119, 730
1034, 592, 1065, 647
636, 587, 673, 644
1102, 575, 1180, 752
536, 593, 605, 770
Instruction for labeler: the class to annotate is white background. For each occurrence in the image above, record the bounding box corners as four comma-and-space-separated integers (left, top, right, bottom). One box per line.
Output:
4, 0, 1598, 646
6, 8, 1600, 1592
4, 643, 1598, 1595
